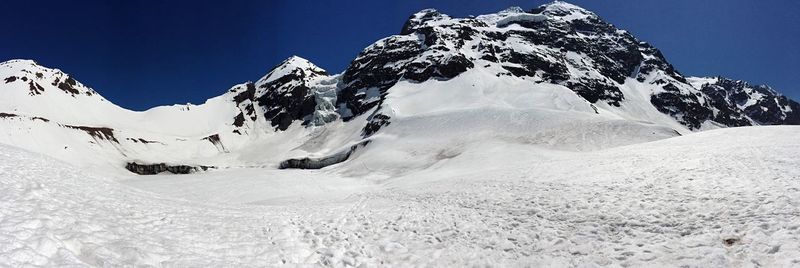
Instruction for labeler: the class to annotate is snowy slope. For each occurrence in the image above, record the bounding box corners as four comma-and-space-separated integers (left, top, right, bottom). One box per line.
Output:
0, 58, 348, 173
1, 126, 798, 266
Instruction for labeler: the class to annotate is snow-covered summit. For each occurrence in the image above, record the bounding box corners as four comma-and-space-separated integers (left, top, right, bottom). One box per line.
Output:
534, 0, 596, 20
250, 56, 335, 130
256, 55, 327, 85
498, 6, 525, 14
1, 59, 99, 98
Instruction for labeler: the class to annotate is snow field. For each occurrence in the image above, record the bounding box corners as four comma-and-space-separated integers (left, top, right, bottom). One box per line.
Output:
1, 126, 798, 267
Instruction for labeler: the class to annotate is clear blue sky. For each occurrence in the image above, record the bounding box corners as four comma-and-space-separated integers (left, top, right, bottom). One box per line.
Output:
2, 0, 798, 110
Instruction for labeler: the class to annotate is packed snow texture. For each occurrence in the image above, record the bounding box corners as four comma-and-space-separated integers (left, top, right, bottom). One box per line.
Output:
1, 126, 799, 267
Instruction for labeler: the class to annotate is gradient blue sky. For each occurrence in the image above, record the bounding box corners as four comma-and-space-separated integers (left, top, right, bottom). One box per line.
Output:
2, 0, 798, 110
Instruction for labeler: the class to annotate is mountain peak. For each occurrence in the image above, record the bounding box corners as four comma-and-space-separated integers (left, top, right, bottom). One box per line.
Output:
256, 56, 327, 85
0, 59, 39, 67
1, 59, 98, 98
498, 6, 525, 14
401, 8, 448, 35
283, 55, 313, 66
532, 1, 595, 20
540, 1, 588, 11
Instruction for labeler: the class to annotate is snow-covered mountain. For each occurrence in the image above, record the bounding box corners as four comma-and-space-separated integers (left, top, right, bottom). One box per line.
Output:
3, 2, 800, 266
688, 76, 800, 126
0, 1, 798, 174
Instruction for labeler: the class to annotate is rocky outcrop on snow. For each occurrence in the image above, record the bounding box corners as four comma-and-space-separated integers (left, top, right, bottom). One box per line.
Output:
63, 125, 118, 143
125, 162, 213, 175
229, 82, 258, 134
279, 141, 369, 169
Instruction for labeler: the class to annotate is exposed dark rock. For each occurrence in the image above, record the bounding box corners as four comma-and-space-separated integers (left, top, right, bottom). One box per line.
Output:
0, 112, 18, 118
279, 141, 370, 169
723, 237, 740, 246
232, 82, 256, 104
339, 10, 488, 121
0, 113, 50, 123
125, 162, 213, 175
338, 2, 653, 124
5, 3, 799, 140
232, 113, 246, 127
202, 134, 228, 152
256, 59, 324, 130
31, 116, 49, 122
57, 77, 81, 95
362, 113, 391, 137
126, 137, 159, 144
697, 77, 800, 125
64, 125, 118, 142
403, 54, 474, 82
565, 79, 623, 106
400, 9, 443, 35
28, 81, 44, 95
229, 82, 258, 131
338, 36, 424, 119
650, 92, 713, 130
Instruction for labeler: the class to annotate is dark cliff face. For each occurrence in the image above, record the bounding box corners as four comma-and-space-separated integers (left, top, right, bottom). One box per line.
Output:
252, 57, 329, 131
329, 2, 800, 132
125, 162, 213, 175
337, 9, 476, 120
696, 77, 800, 125
332, 3, 719, 130
230, 82, 258, 133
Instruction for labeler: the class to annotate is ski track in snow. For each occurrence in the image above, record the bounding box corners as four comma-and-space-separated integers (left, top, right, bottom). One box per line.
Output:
1, 127, 799, 267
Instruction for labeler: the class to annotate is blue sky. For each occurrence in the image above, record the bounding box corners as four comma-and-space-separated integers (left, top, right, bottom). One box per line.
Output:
1, 0, 798, 110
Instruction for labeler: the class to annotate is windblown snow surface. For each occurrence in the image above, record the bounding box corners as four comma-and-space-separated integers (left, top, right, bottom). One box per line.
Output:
1, 126, 799, 267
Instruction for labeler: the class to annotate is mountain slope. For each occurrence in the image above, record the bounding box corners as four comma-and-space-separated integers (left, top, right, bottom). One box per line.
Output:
336, 2, 798, 132
0, 1, 798, 174
689, 76, 800, 125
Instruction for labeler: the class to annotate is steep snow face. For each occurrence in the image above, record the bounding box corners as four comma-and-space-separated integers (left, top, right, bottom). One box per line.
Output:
689, 76, 800, 125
